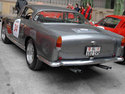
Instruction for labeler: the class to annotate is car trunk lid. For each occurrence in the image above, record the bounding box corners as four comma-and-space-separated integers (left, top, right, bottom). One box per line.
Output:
42, 23, 117, 60
60, 34, 116, 60
43, 23, 101, 35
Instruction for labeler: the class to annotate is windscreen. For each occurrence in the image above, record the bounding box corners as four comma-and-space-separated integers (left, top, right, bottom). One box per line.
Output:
98, 17, 121, 28
34, 11, 89, 24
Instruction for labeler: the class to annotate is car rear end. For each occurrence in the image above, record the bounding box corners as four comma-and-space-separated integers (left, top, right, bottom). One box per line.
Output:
38, 33, 124, 67
36, 10, 124, 67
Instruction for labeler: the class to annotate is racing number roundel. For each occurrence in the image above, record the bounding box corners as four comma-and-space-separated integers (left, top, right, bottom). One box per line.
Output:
13, 19, 21, 38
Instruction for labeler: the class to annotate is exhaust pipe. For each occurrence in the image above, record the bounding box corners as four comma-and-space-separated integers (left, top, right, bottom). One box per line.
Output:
95, 65, 112, 70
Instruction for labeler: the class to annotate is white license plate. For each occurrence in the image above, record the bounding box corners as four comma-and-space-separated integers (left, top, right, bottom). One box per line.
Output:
86, 47, 101, 56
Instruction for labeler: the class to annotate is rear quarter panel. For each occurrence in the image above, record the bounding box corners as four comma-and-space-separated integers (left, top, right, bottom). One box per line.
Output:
27, 21, 59, 61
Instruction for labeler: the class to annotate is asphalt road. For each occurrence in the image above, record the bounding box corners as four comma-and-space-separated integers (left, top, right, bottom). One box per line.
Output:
0, 32, 125, 94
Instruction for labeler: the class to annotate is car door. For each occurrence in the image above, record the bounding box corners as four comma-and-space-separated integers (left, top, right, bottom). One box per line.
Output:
8, 7, 25, 45
13, 7, 34, 47
5, 15, 18, 41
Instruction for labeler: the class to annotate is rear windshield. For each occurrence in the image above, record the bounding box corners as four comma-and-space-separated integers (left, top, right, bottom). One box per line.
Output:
98, 17, 121, 28
34, 11, 89, 24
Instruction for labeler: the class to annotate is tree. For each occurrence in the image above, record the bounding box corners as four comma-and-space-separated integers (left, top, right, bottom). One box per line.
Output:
81, 0, 93, 8
114, 0, 125, 15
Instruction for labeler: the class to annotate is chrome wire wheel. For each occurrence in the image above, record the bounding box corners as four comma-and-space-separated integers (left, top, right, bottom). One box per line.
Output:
1, 26, 6, 41
1, 25, 11, 44
26, 42, 35, 65
26, 39, 44, 71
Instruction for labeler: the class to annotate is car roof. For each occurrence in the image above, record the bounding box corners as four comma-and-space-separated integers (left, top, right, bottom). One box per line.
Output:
27, 5, 77, 13
107, 15, 125, 20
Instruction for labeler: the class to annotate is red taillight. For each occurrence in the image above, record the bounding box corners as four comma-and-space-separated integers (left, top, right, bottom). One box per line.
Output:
58, 57, 62, 60
121, 37, 125, 46
56, 36, 62, 48
112, 54, 116, 57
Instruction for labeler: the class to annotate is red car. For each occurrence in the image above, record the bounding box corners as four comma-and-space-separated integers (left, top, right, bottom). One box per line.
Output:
95, 15, 125, 62
95, 15, 125, 37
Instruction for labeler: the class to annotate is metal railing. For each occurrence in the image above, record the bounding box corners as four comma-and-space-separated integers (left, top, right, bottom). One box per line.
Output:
6, 0, 81, 6
30, 0, 81, 6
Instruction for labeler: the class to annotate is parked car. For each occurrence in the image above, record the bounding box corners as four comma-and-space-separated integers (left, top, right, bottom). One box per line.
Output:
1, 5, 124, 71
95, 15, 125, 62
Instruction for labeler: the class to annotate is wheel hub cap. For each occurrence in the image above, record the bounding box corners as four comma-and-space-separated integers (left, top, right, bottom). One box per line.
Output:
1, 27, 6, 40
26, 42, 34, 64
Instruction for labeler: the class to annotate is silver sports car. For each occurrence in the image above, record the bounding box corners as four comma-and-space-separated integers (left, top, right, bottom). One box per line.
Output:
1, 5, 124, 70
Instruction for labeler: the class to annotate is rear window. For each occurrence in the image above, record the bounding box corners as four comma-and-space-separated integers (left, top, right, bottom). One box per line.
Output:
98, 17, 121, 28
34, 11, 90, 24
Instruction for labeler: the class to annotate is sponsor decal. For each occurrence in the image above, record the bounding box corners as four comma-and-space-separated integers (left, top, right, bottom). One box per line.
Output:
72, 28, 88, 33
7, 24, 12, 34
13, 19, 21, 38
72, 28, 99, 33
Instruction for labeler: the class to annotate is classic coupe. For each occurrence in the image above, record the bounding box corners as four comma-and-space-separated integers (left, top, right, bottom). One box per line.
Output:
1, 5, 124, 70
95, 15, 125, 62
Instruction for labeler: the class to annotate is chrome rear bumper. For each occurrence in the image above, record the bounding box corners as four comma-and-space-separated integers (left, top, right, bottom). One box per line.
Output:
37, 55, 124, 67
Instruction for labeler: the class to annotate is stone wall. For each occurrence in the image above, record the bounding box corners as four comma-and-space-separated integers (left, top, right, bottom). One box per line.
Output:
92, 8, 114, 22
93, 0, 106, 8
0, 0, 114, 22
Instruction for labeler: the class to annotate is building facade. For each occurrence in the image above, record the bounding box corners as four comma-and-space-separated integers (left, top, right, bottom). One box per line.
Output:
0, 0, 125, 21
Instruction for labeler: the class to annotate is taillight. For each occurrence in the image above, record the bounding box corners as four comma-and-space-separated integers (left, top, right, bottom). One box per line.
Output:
121, 37, 125, 47
58, 57, 62, 60
56, 36, 62, 49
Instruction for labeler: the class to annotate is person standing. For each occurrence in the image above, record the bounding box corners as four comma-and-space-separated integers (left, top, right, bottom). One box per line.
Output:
67, 3, 74, 10
84, 3, 92, 20
15, 0, 28, 14
70, 4, 74, 10
79, 5, 85, 15
74, 3, 80, 12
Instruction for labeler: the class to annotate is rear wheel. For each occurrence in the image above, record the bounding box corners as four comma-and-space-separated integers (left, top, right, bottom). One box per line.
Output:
122, 48, 125, 63
116, 47, 125, 64
1, 24, 11, 44
26, 39, 44, 71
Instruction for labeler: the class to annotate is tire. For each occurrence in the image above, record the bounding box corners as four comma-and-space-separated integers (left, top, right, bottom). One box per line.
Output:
1, 24, 11, 44
121, 48, 125, 63
26, 39, 44, 71
116, 47, 125, 64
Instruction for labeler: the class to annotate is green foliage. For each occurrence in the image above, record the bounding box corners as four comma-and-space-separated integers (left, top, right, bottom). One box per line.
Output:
114, 0, 125, 15
80, 0, 93, 8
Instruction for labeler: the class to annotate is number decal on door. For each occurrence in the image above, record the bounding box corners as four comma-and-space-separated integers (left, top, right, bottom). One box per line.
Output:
13, 19, 21, 38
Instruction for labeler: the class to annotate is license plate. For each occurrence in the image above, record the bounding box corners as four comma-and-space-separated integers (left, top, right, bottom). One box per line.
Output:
86, 47, 101, 56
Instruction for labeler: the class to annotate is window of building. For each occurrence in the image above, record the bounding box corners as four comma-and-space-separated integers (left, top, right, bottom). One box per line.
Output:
93, 0, 115, 9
